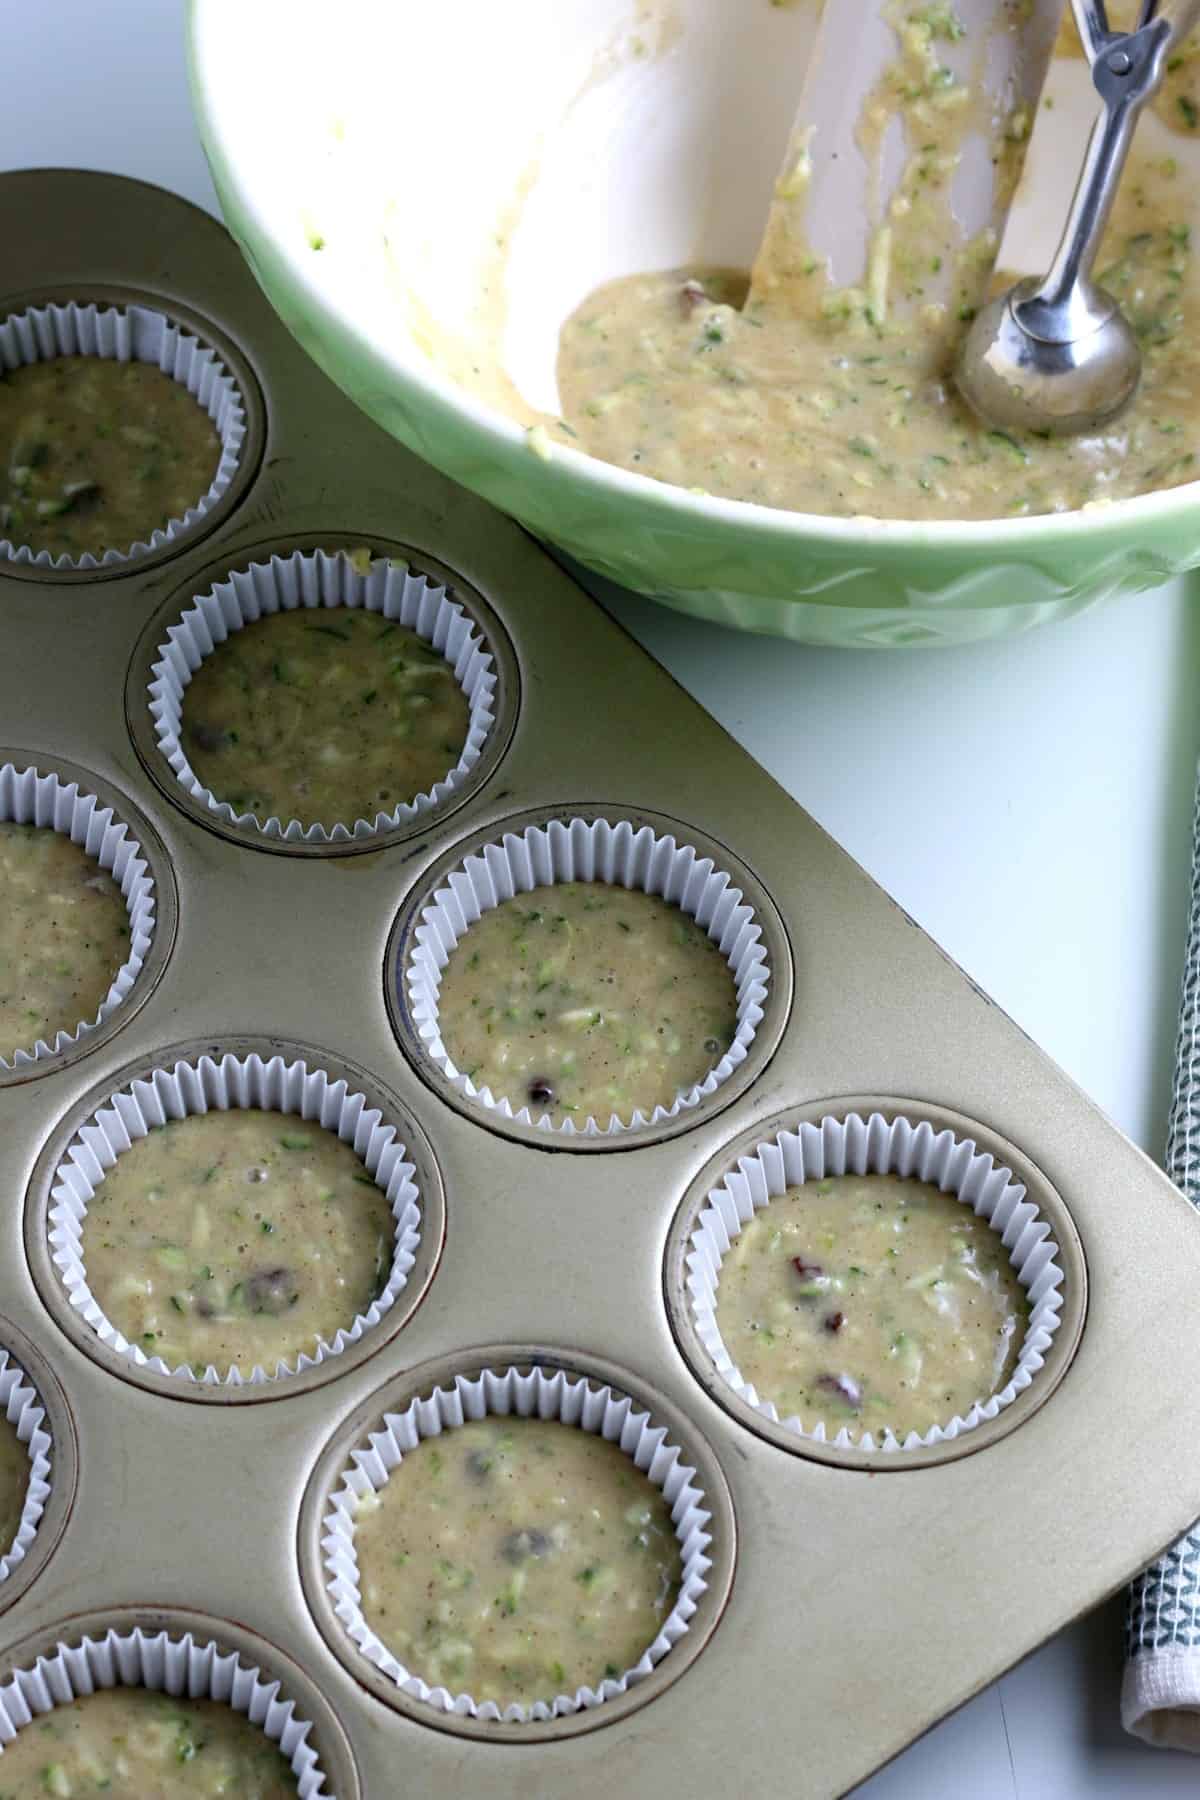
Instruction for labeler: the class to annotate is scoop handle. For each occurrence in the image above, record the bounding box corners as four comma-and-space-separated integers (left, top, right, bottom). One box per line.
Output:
1016, 15, 1170, 341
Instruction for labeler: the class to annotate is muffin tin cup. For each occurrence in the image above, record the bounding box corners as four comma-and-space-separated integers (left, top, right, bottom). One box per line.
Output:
39, 1045, 435, 1394
400, 813, 773, 1139
312, 1357, 724, 1731
0, 1319, 77, 1619
0, 758, 159, 1074
148, 545, 499, 845
0, 298, 247, 571
0, 1613, 350, 1796
0, 166, 1193, 1799
672, 1105, 1078, 1464
0, 1350, 52, 1588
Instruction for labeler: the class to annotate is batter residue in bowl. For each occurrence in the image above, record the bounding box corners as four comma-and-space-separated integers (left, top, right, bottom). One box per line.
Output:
558, 5, 1199, 520
0, 823, 129, 1058
354, 1416, 682, 1705
0, 1688, 297, 1797
435, 881, 738, 1123
183, 607, 469, 828
0, 358, 219, 558
80, 1108, 395, 1375
715, 1172, 1027, 1439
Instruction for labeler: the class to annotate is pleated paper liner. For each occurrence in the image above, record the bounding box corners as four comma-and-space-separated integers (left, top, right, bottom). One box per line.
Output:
0, 299, 246, 569
0, 1620, 339, 1796
0, 761, 157, 1072
148, 546, 498, 844
0, 1350, 52, 1587
404, 814, 771, 1137
45, 1049, 426, 1389
683, 1109, 1066, 1453
319, 1361, 715, 1724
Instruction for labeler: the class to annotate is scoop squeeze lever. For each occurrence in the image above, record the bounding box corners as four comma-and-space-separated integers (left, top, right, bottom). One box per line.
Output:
956, 0, 1200, 437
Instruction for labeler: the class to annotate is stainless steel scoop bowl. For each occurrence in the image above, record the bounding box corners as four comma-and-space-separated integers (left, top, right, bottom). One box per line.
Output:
956, 0, 1197, 437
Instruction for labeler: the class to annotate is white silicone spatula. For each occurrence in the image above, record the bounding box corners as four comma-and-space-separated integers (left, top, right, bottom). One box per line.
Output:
749, 0, 1064, 327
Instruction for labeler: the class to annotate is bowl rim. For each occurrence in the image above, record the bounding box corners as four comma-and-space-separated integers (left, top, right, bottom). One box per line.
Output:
188, 0, 1200, 555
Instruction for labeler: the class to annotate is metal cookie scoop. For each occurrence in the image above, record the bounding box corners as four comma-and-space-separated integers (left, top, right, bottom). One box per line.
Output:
956, 0, 1198, 437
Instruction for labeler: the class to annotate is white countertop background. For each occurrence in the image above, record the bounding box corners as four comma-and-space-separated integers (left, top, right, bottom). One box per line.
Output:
5, 5, 1200, 1793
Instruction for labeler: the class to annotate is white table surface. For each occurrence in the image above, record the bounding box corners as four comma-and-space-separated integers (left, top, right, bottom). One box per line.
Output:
6, 5, 1200, 1794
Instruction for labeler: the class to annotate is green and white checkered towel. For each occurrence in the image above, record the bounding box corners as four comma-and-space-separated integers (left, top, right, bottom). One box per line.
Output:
1124, 765, 1200, 1749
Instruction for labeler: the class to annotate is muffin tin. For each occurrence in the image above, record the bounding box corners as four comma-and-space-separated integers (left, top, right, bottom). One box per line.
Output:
1, 167, 1199, 1797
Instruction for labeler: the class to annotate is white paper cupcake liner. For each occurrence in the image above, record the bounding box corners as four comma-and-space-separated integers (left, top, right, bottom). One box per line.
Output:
0, 1625, 328, 1794
321, 1363, 713, 1723
148, 546, 497, 843
686, 1110, 1066, 1452
0, 1350, 52, 1584
0, 762, 157, 1070
0, 300, 246, 570
405, 816, 770, 1135
46, 1050, 423, 1386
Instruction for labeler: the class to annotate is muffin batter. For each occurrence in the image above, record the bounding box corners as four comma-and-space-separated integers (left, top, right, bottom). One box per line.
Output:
436, 882, 738, 1122
0, 824, 129, 1058
182, 608, 470, 827
0, 1688, 297, 1797
80, 1109, 395, 1374
0, 358, 220, 558
354, 1417, 682, 1704
716, 1173, 1027, 1439
557, 4, 1200, 519
0, 1413, 28, 1561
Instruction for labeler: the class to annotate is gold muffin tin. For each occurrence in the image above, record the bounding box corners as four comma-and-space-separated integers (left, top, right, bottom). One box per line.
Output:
0, 168, 1198, 1797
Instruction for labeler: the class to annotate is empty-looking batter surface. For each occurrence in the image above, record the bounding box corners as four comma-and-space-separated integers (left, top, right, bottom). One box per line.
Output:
354, 1416, 682, 1705
716, 1173, 1027, 1440
182, 608, 470, 828
436, 882, 738, 1123
0, 1688, 297, 1797
80, 1109, 396, 1375
0, 1412, 28, 1561
0, 824, 129, 1059
0, 358, 220, 558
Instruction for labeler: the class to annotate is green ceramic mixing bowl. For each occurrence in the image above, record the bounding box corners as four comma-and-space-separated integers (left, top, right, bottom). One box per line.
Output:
189, 0, 1200, 647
